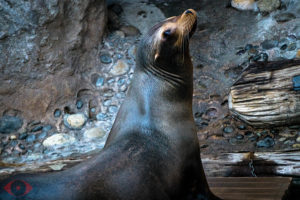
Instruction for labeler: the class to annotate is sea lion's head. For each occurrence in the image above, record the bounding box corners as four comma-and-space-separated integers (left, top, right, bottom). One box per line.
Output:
137, 9, 197, 81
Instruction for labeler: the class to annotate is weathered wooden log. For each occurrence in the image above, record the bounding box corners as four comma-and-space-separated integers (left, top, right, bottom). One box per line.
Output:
202, 150, 300, 177
229, 60, 300, 127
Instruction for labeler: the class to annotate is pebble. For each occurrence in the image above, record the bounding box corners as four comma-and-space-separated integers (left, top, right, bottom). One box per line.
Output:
108, 106, 118, 113
31, 125, 43, 132
103, 99, 112, 107
76, 100, 83, 109
256, 137, 274, 148
110, 60, 130, 76
223, 126, 234, 134
10, 135, 17, 140
19, 144, 25, 150
236, 134, 244, 140
37, 132, 47, 140
279, 137, 286, 142
0, 115, 23, 134
10, 140, 17, 146
261, 53, 268, 61
100, 53, 112, 64
283, 140, 295, 145
280, 44, 287, 50
237, 125, 246, 130
287, 43, 296, 51
96, 77, 105, 87
54, 109, 62, 118
296, 137, 300, 143
90, 108, 96, 113
261, 40, 278, 50
43, 133, 76, 147
64, 113, 87, 130
26, 134, 36, 143
120, 25, 140, 36
84, 127, 106, 139
117, 78, 126, 86
49, 163, 66, 171
292, 144, 300, 148
257, 0, 280, 12
96, 113, 107, 121
42, 125, 52, 132
19, 132, 28, 140
274, 13, 296, 23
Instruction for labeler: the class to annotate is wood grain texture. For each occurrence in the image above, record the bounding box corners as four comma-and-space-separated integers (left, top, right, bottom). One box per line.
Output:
202, 151, 300, 177
208, 177, 292, 200
229, 60, 300, 127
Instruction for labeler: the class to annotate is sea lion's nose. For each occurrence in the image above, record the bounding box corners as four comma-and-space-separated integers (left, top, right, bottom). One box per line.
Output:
185, 10, 193, 15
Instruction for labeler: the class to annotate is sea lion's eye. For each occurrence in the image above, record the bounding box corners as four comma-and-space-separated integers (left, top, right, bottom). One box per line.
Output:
163, 29, 172, 37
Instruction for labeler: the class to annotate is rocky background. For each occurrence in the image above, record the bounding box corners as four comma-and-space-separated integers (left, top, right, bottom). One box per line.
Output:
0, 0, 299, 175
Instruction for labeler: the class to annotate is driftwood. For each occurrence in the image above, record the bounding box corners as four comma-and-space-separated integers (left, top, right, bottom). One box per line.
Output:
229, 60, 300, 127
202, 150, 300, 177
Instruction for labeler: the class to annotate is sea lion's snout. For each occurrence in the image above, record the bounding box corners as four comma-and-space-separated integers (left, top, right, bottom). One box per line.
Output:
179, 9, 197, 38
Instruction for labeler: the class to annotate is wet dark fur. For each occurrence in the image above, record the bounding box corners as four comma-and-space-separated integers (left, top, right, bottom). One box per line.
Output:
0, 10, 221, 200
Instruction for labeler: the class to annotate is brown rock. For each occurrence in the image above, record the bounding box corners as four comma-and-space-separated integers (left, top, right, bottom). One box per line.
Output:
120, 25, 141, 37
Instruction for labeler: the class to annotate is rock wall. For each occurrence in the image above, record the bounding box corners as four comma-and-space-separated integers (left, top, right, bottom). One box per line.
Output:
0, 0, 107, 123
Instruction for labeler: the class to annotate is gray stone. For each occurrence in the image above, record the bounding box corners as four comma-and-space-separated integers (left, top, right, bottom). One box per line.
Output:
43, 133, 76, 147
76, 100, 84, 109
257, 0, 280, 12
26, 134, 36, 143
256, 137, 275, 148
84, 127, 106, 139
100, 53, 112, 64
223, 126, 234, 134
110, 60, 130, 76
96, 113, 107, 121
0, 116, 23, 134
42, 125, 52, 132
64, 113, 87, 130
274, 13, 296, 23
54, 109, 62, 118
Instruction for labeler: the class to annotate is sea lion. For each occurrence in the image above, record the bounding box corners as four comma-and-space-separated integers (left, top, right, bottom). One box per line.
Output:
0, 9, 220, 200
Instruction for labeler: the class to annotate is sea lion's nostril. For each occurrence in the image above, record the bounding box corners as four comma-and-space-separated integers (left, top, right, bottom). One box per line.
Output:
185, 10, 193, 15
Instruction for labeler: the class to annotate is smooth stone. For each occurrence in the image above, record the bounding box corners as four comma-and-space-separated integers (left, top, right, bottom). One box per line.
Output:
120, 25, 140, 36
96, 113, 107, 121
54, 109, 62, 118
110, 60, 130, 76
274, 13, 296, 23
287, 43, 297, 51
19, 144, 25, 150
49, 164, 66, 171
64, 113, 87, 130
237, 125, 246, 130
10, 135, 17, 140
256, 137, 274, 148
100, 53, 112, 64
117, 78, 126, 86
42, 125, 52, 132
38, 132, 47, 140
236, 134, 244, 140
292, 144, 300, 148
76, 100, 83, 109
31, 125, 43, 132
257, 0, 280, 12
284, 140, 295, 145
43, 133, 76, 147
261, 40, 278, 49
108, 106, 118, 113
90, 108, 96, 113
280, 44, 287, 50
223, 126, 234, 134
296, 136, 300, 143
0, 116, 23, 134
96, 77, 105, 87
103, 99, 112, 107
19, 132, 28, 140
26, 134, 36, 143
84, 127, 106, 139
279, 137, 286, 142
